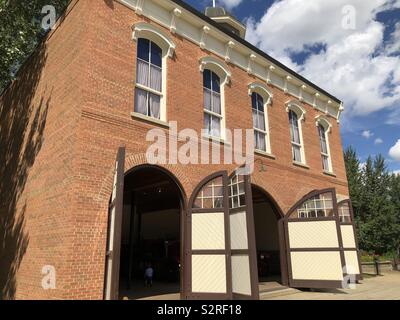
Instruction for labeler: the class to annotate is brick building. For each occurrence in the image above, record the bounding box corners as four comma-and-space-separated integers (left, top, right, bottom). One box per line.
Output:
0, 0, 361, 300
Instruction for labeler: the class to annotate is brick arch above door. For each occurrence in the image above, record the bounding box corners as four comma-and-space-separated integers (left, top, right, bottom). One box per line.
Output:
95, 151, 193, 211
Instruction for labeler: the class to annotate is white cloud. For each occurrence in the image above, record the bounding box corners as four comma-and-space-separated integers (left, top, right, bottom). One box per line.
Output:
218, 0, 243, 10
374, 138, 384, 144
362, 130, 374, 139
393, 170, 400, 176
245, 0, 400, 119
389, 139, 400, 161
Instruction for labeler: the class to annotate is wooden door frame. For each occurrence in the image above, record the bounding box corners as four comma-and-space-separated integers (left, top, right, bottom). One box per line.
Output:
338, 199, 363, 282
250, 184, 289, 287
184, 171, 232, 300
283, 188, 347, 289
104, 162, 187, 300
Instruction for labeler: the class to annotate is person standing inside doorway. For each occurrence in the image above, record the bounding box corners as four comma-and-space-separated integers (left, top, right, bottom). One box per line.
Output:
144, 264, 154, 287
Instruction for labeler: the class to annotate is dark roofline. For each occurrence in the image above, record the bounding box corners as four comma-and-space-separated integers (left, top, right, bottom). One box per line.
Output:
171, 0, 342, 105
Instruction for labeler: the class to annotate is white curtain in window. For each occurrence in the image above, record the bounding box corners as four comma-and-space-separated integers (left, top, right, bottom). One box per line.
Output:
204, 89, 212, 111
257, 112, 265, 131
135, 88, 147, 115
149, 93, 161, 119
137, 59, 149, 87
293, 145, 302, 162
322, 155, 329, 171
252, 109, 257, 128
255, 131, 266, 151
212, 93, 221, 114
211, 116, 221, 137
150, 65, 162, 92
292, 125, 300, 144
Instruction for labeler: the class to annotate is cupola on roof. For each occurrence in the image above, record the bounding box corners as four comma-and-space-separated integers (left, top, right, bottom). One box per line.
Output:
205, 6, 247, 38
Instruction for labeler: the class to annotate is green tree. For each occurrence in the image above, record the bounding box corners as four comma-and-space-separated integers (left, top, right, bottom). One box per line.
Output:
0, 0, 69, 92
344, 146, 363, 218
344, 147, 400, 256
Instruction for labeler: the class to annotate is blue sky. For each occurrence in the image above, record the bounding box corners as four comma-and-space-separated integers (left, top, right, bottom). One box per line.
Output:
184, 0, 400, 174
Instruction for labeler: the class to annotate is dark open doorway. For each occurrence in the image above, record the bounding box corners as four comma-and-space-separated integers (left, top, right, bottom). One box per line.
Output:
252, 185, 283, 286
118, 166, 184, 300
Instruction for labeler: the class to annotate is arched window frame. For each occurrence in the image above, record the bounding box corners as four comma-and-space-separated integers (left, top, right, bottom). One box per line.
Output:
316, 115, 333, 173
286, 100, 307, 165
248, 82, 273, 154
286, 188, 337, 220
132, 22, 176, 122
200, 56, 231, 140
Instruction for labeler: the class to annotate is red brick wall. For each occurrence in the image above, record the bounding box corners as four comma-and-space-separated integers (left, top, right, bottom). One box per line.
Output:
0, 0, 92, 300
0, 0, 350, 300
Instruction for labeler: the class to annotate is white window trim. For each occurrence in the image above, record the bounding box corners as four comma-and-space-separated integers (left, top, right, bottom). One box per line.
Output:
248, 82, 273, 155
200, 56, 231, 140
316, 115, 334, 174
132, 22, 176, 122
286, 100, 307, 165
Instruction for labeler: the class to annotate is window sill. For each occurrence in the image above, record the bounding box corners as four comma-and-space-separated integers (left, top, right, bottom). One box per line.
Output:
293, 161, 310, 170
323, 171, 337, 178
202, 135, 230, 146
255, 150, 276, 160
131, 112, 170, 129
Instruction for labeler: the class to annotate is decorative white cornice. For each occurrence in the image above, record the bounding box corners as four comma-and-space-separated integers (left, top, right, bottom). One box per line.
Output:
200, 26, 210, 49
121, 0, 343, 120
135, 0, 145, 16
284, 76, 292, 93
224, 41, 235, 63
170, 8, 182, 34
299, 85, 307, 102
247, 54, 257, 74
266, 65, 275, 84
313, 93, 320, 109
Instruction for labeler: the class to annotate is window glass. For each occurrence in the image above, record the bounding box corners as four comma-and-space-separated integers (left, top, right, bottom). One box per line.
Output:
135, 38, 163, 119
292, 192, 334, 219
203, 70, 222, 138
338, 201, 352, 223
150, 42, 162, 67
252, 92, 268, 151
229, 175, 246, 209
289, 110, 302, 162
137, 38, 150, 61
318, 124, 331, 171
193, 177, 224, 209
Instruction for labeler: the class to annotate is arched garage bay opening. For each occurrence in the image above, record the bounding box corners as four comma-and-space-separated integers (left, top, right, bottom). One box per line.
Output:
252, 185, 287, 287
118, 166, 185, 300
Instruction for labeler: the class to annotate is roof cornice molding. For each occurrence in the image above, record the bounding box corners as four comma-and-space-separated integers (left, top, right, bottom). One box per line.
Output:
118, 0, 343, 120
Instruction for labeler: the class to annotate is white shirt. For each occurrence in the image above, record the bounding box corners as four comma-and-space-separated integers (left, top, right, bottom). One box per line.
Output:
145, 268, 154, 277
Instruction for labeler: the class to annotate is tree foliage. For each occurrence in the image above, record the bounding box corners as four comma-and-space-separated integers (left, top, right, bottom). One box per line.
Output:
0, 0, 69, 92
344, 147, 400, 256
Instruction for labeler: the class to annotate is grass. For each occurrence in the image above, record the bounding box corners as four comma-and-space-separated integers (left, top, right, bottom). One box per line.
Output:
361, 252, 396, 263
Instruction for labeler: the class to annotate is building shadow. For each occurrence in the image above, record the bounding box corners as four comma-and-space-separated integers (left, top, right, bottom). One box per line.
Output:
0, 39, 49, 299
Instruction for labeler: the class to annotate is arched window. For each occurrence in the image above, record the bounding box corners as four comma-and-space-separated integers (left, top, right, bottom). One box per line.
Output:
289, 190, 335, 219
287, 101, 306, 164
289, 110, 302, 163
248, 82, 273, 154
200, 57, 230, 140
132, 23, 176, 122
316, 116, 333, 173
203, 69, 222, 138
252, 93, 267, 152
193, 175, 224, 209
135, 38, 163, 119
